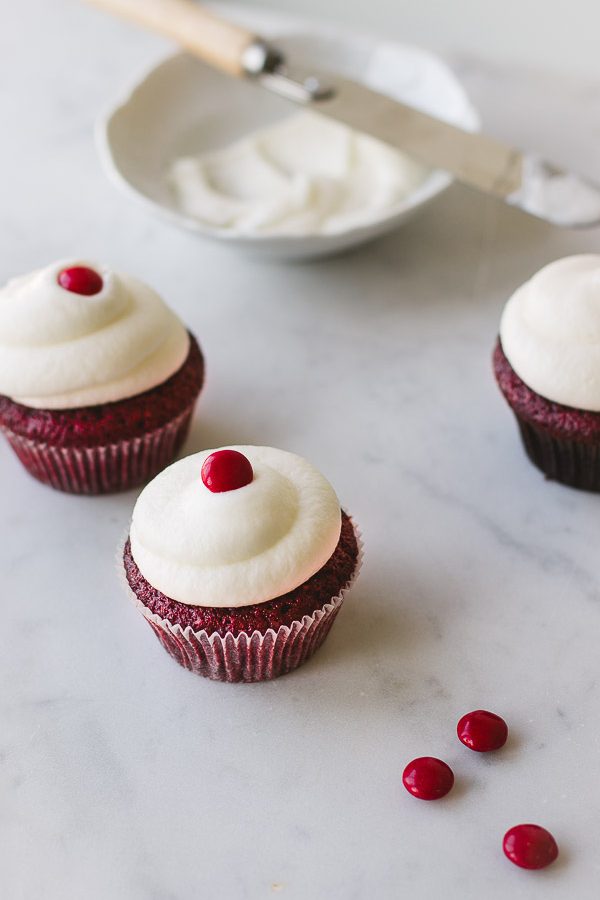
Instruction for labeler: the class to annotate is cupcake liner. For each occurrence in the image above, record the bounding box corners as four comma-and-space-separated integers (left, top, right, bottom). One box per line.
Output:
120, 518, 363, 683
494, 339, 600, 492
515, 414, 600, 492
2, 403, 195, 495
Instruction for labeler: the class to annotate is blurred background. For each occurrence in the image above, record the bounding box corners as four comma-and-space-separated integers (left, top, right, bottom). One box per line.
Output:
2, 0, 599, 272
236, 0, 599, 77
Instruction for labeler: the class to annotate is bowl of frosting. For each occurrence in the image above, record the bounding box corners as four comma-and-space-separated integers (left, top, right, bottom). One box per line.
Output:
98, 8, 479, 260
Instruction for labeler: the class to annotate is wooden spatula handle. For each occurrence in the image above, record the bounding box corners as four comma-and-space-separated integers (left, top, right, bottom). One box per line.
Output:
87, 0, 259, 77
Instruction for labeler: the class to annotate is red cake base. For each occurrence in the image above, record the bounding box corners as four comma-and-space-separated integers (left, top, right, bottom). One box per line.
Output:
0, 334, 204, 494
493, 338, 600, 491
123, 512, 361, 682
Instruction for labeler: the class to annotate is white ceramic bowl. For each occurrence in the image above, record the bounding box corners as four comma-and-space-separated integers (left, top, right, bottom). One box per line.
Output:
98, 12, 479, 260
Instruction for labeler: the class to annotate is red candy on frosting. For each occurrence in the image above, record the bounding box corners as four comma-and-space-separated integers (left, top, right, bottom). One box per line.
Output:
201, 449, 253, 493
457, 710, 508, 752
57, 266, 103, 296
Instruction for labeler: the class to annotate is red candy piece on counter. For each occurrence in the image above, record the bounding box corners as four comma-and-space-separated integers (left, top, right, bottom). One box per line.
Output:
457, 709, 508, 752
57, 266, 103, 296
402, 757, 454, 800
201, 449, 253, 493
503, 824, 559, 870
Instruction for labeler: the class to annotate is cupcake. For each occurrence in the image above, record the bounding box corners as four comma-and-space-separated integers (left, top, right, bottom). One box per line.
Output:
0, 261, 204, 494
122, 446, 361, 682
493, 255, 600, 491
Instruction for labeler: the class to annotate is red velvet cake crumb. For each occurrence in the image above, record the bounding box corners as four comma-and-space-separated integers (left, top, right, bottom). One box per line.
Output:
493, 337, 600, 489
0, 333, 204, 448
493, 339, 600, 442
124, 511, 358, 638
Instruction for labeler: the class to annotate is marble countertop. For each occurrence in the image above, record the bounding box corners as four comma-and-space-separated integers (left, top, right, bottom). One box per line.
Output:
3, 3, 600, 899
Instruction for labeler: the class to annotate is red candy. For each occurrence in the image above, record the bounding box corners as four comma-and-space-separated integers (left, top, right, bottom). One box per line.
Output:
503, 824, 559, 870
402, 757, 454, 800
201, 449, 253, 493
457, 710, 508, 752
58, 266, 103, 296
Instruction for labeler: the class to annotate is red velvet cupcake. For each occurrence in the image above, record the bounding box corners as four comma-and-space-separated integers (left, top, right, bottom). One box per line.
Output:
494, 255, 600, 491
0, 260, 204, 493
122, 446, 362, 682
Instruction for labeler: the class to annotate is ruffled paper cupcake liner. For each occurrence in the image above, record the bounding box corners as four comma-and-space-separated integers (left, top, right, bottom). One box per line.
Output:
2, 403, 195, 495
121, 518, 363, 683
516, 415, 600, 491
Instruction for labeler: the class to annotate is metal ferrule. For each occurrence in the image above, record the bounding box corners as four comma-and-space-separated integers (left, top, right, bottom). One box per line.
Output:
242, 38, 335, 104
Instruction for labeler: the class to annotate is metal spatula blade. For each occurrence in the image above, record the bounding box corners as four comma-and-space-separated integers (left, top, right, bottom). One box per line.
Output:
258, 69, 600, 229
87, 0, 600, 228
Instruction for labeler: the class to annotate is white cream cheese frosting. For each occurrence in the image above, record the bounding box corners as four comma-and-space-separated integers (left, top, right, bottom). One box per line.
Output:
129, 446, 342, 608
168, 111, 428, 237
0, 260, 190, 409
500, 255, 600, 410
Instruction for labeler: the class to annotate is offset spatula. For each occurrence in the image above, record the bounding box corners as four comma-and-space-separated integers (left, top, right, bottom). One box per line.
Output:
88, 0, 600, 227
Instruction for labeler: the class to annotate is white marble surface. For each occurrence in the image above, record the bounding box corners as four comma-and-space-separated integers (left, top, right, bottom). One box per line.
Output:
2, 3, 600, 899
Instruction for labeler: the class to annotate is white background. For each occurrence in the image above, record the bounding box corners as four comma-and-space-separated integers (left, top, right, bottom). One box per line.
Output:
244, 0, 600, 77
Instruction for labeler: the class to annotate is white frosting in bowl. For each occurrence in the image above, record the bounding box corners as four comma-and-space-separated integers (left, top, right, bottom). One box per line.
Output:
0, 260, 190, 409
129, 446, 342, 608
500, 255, 600, 411
168, 111, 428, 237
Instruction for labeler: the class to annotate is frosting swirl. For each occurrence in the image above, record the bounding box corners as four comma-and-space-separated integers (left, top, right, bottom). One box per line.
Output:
0, 260, 189, 409
129, 446, 342, 608
500, 255, 600, 411
168, 111, 428, 236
